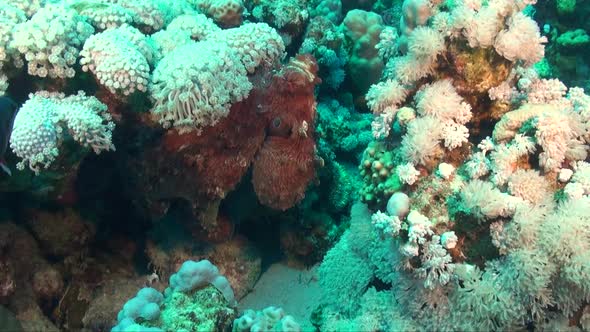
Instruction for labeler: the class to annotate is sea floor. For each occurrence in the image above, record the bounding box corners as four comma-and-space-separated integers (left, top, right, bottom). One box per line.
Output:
238, 262, 321, 331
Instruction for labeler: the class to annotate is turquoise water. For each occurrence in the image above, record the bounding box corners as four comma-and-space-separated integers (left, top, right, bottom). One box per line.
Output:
0, 0, 588, 331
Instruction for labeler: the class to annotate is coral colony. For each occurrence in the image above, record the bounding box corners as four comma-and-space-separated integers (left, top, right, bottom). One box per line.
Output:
0, 0, 588, 331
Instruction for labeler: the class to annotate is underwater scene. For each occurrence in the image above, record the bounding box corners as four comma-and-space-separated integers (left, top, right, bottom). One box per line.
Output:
0, 0, 589, 331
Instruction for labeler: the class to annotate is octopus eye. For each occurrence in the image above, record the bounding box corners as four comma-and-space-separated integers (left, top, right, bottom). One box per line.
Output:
272, 117, 282, 128
268, 116, 291, 137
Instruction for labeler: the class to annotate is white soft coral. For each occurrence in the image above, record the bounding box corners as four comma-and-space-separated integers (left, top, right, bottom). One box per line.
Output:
149, 40, 252, 132
415, 80, 473, 151
0, 3, 26, 95
10, 4, 94, 78
9, 91, 115, 173
494, 12, 546, 66
80, 25, 153, 96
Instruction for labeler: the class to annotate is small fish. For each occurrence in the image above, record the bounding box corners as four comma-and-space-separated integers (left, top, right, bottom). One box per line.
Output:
0, 96, 18, 176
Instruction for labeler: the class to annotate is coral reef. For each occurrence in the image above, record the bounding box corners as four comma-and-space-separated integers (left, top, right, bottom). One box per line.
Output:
317, 0, 590, 331
0, 0, 588, 331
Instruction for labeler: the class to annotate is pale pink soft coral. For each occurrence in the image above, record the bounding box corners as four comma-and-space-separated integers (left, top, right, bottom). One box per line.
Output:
397, 162, 421, 185
525, 78, 569, 105
442, 122, 469, 149
418, 235, 455, 289
415, 79, 472, 124
390, 25, 445, 85
371, 109, 396, 138
366, 79, 409, 114
414, 79, 472, 150
507, 169, 551, 205
535, 111, 575, 171
395, 80, 473, 164
460, 179, 523, 220
463, 6, 503, 48
489, 81, 517, 103
407, 26, 445, 61
387, 54, 435, 84
401, 116, 443, 165
489, 134, 536, 185
494, 12, 546, 66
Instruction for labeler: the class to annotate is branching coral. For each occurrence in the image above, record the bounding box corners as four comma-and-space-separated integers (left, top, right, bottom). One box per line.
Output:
299, 16, 347, 90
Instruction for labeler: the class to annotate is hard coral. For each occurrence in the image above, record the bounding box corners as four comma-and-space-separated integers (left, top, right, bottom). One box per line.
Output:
150, 40, 252, 132
67, 1, 135, 31
83, 277, 160, 331
201, 237, 261, 300
25, 208, 96, 258
0, 223, 61, 331
234, 306, 301, 332
80, 24, 153, 97
359, 141, 403, 208
252, 55, 321, 211
0, 2, 26, 96
341, 9, 384, 104
150, 23, 284, 132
